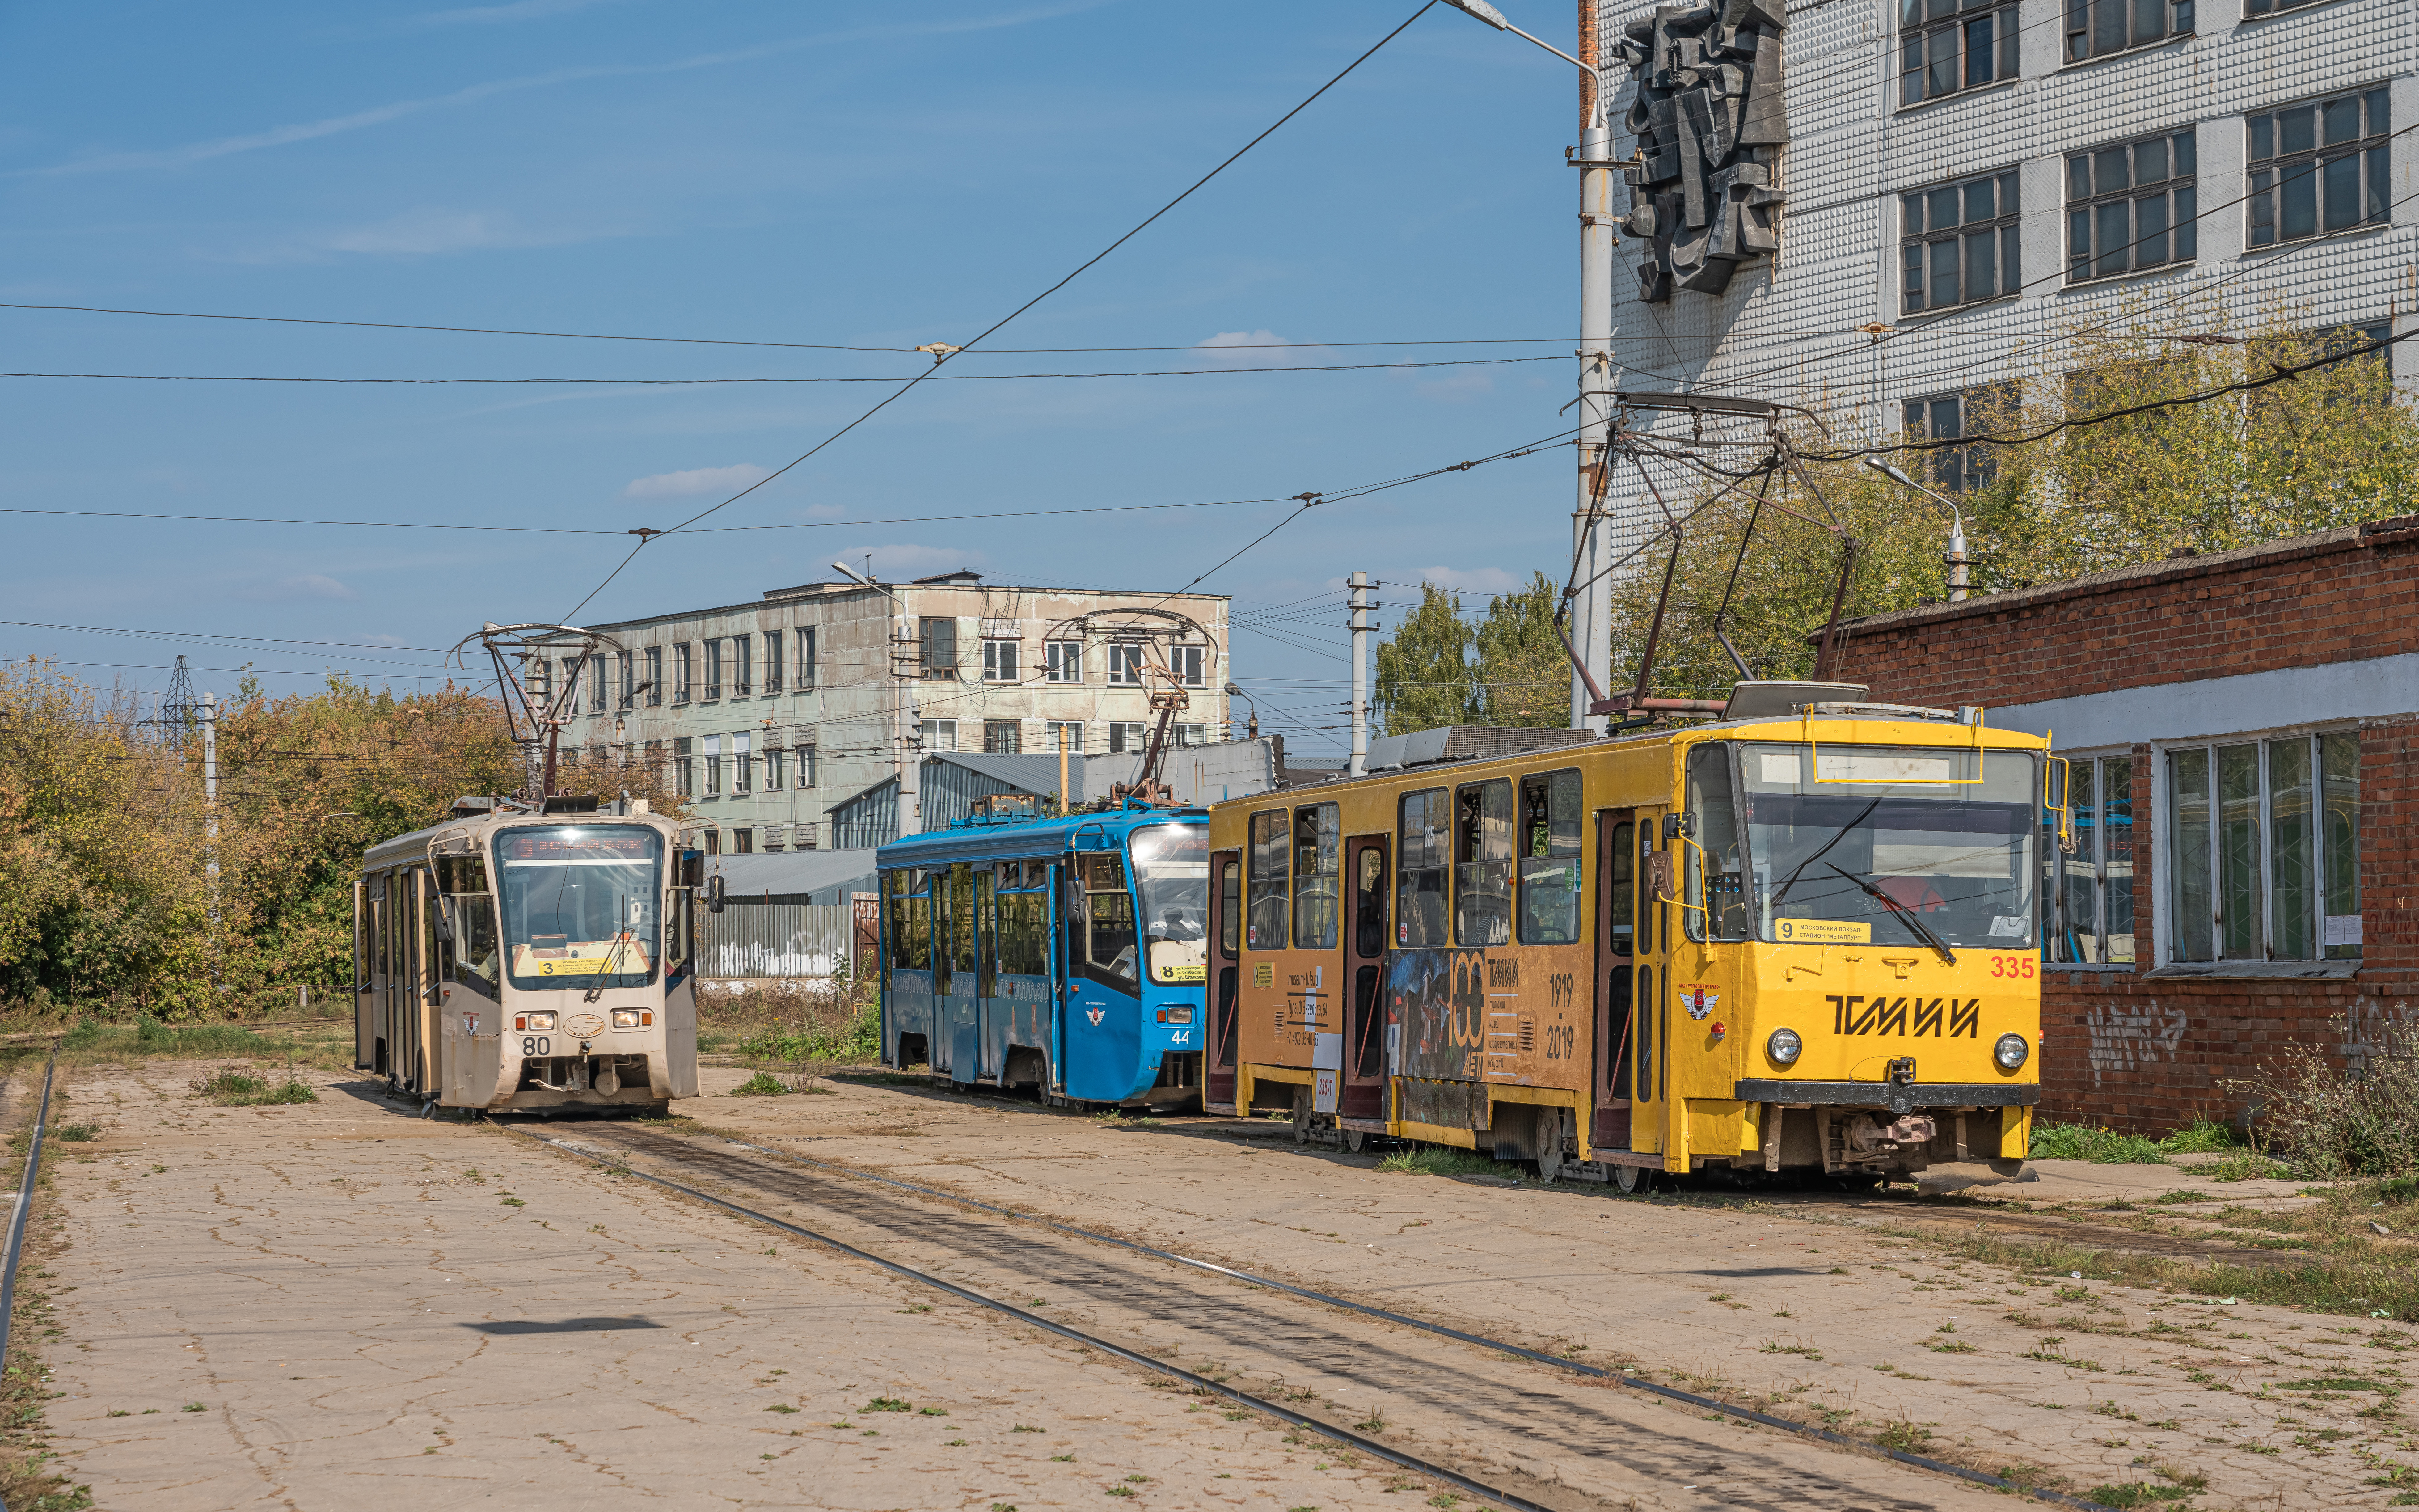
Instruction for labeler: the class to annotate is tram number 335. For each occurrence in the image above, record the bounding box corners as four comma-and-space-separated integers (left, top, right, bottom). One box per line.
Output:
521, 1036, 551, 1056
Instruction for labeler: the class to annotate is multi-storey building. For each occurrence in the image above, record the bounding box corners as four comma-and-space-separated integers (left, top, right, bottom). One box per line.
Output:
551, 571, 1230, 852
1585, 0, 2413, 563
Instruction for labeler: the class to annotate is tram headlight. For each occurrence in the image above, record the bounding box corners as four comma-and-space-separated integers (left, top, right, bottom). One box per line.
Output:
1766, 1028, 1803, 1066
516, 1012, 557, 1033
612, 1009, 644, 1029
1995, 1033, 2030, 1071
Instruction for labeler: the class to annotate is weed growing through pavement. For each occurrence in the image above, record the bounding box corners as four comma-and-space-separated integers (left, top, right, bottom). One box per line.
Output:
862, 1396, 912, 1413
729, 1071, 792, 1098
187, 1065, 316, 1106
1376, 1145, 1506, 1178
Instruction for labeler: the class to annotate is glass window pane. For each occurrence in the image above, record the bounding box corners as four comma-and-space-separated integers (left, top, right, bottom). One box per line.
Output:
2069, 155, 2090, 199
2002, 223, 2021, 290
2103, 758, 2135, 962
1395, 788, 1450, 949
2321, 733, 2361, 958
1930, 397, 1963, 438
1903, 193, 1926, 234
1964, 14, 1995, 85
2096, 201, 2130, 275
2367, 89, 2389, 135
2369, 146, 2391, 222
2250, 116, 2274, 163
2174, 0, 2193, 31
2267, 738, 2313, 959
1903, 245, 1927, 310
1999, 171, 2021, 214
2173, 131, 2195, 176
1247, 809, 1289, 950
1998, 8, 2019, 76
1965, 179, 1996, 222
1902, 39, 1926, 104
2323, 97, 2360, 146
2136, 192, 2169, 264
1453, 779, 1513, 947
1964, 228, 1997, 298
2058, 761, 2099, 962
1930, 187, 1962, 229
1903, 0, 1925, 26
2095, 147, 2130, 196
1928, 0, 1957, 18
2279, 105, 2315, 154
1931, 239, 1961, 308
2249, 170, 2274, 244
2069, 208, 2092, 276
2170, 748, 2212, 961
2130, 0, 2163, 44
2281, 159, 2317, 239
1930, 30, 1957, 96
2174, 184, 2196, 258
2322, 152, 2360, 231
1293, 801, 1341, 950
2093, 0, 2124, 53
2217, 744, 2260, 958
2135, 136, 2169, 184
2066, 0, 2090, 59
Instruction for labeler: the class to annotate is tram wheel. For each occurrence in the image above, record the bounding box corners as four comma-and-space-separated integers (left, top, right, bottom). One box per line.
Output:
1344, 1128, 1367, 1154
1291, 1086, 1313, 1146
1535, 1108, 1565, 1185
1614, 1162, 1657, 1196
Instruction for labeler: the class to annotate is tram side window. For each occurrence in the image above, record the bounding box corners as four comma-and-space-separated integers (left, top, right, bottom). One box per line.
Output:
975, 868, 996, 999
1292, 802, 1340, 950
997, 882, 1048, 976
1073, 853, 1138, 982
1686, 743, 1748, 941
1247, 809, 1290, 949
1606, 822, 1635, 956
950, 862, 977, 981
438, 854, 500, 996
932, 869, 953, 992
1218, 856, 1240, 960
1517, 770, 1584, 945
1454, 778, 1513, 946
1396, 787, 1450, 948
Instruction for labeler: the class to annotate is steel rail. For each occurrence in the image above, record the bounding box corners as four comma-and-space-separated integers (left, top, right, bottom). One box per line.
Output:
497, 1122, 1552, 1512
0, 1045, 61, 1512
657, 1121, 2122, 1512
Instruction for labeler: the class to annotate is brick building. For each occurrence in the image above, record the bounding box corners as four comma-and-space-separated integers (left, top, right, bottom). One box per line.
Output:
1826, 517, 2418, 1132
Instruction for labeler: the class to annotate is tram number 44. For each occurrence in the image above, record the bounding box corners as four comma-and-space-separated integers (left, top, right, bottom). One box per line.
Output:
521, 1036, 551, 1057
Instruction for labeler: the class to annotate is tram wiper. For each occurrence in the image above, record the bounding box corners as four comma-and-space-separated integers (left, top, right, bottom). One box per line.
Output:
1768, 796, 1882, 910
1822, 863, 1957, 965
584, 895, 631, 1003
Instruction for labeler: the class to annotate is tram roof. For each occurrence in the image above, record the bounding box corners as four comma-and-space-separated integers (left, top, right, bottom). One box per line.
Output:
875, 806, 1205, 869
359, 806, 678, 871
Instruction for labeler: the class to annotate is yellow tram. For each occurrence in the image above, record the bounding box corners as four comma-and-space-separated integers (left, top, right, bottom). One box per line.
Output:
1205, 684, 2059, 1192
355, 797, 702, 1114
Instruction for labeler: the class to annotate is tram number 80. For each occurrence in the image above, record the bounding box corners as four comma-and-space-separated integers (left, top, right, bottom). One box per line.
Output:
521, 1036, 551, 1057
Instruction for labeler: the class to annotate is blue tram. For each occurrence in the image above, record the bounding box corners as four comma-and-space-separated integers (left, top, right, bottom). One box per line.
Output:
876, 804, 1210, 1107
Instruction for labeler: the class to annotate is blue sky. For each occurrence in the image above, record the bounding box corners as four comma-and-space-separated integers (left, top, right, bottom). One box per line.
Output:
1, 1, 1584, 754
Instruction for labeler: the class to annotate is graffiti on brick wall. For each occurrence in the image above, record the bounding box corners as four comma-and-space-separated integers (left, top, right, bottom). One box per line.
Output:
2337, 995, 2417, 1072
2082, 1000, 2189, 1089
1613, 0, 1789, 301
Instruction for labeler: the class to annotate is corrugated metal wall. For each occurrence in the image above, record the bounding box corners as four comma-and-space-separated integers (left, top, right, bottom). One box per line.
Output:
699, 902, 855, 978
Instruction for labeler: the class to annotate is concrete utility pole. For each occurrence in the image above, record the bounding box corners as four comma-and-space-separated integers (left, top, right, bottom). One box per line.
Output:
199, 692, 220, 964
1347, 571, 1376, 779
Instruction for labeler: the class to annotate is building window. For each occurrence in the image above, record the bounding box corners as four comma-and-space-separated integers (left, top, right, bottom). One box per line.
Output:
731, 828, 755, 855
2244, 0, 2324, 18
765, 747, 785, 792
1045, 721, 1084, 754
703, 734, 723, 797
919, 617, 959, 680
983, 719, 1022, 754
2066, 128, 2197, 283
1902, 388, 2005, 493
617, 650, 635, 712
2066, 0, 2190, 62
982, 638, 1021, 683
1108, 722, 1148, 753
764, 631, 782, 695
704, 640, 723, 701
795, 627, 816, 691
1045, 640, 1083, 682
928, 719, 958, 752
1170, 644, 1204, 687
2167, 732, 2359, 962
672, 644, 690, 704
763, 823, 786, 853
1900, 0, 2017, 107
2045, 756, 2136, 964
732, 635, 752, 698
1175, 724, 1206, 747
1902, 169, 2021, 314
646, 647, 662, 707
2248, 88, 2390, 249
732, 732, 753, 795
1105, 644, 1145, 686
796, 744, 816, 789
589, 655, 607, 715
675, 736, 695, 798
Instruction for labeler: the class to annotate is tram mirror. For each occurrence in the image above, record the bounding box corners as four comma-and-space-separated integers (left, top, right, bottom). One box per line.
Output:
433, 900, 455, 945
706, 873, 726, 914
679, 849, 705, 888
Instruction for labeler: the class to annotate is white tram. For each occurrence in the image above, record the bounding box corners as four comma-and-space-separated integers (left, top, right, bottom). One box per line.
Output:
354, 797, 701, 1114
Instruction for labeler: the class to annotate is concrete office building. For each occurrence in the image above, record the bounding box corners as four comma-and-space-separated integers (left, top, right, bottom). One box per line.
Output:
551, 571, 1230, 852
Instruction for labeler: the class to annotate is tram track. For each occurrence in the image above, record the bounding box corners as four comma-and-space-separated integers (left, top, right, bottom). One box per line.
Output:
503, 1119, 2121, 1512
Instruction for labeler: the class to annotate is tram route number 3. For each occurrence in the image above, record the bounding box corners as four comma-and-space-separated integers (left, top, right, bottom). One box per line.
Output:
521, 1036, 552, 1057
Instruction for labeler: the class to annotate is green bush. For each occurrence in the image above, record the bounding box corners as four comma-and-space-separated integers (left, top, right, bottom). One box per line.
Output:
2229, 1013, 2419, 1179
2159, 1117, 2240, 1154
735, 1001, 881, 1066
729, 1071, 790, 1098
188, 1066, 316, 1106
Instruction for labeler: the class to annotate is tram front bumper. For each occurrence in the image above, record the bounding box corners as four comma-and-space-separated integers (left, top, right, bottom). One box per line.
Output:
1733, 1078, 2037, 1194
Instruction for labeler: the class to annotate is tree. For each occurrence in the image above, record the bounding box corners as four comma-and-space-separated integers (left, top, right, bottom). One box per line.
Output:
1472, 571, 1572, 727
1373, 582, 1476, 735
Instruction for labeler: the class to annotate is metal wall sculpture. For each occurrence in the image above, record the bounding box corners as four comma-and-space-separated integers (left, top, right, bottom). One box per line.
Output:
1615, 0, 1790, 301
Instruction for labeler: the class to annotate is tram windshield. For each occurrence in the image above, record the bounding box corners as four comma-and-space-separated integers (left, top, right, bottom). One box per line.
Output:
495, 826, 664, 991
1691, 743, 2037, 951
1129, 824, 1209, 986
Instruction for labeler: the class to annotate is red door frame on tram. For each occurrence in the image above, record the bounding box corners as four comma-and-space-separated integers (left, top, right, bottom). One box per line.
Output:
1591, 810, 1636, 1151
1340, 834, 1390, 1125
1206, 847, 1242, 1114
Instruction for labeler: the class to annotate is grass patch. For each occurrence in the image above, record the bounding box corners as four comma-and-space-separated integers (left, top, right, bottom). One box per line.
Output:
729, 1071, 792, 1098
2085, 1482, 2195, 1506
20, 1014, 354, 1076
187, 1065, 317, 1106
51, 1125, 99, 1144
1376, 1144, 1508, 1178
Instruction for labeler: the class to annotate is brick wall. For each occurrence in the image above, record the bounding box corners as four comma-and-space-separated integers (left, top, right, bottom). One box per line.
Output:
1818, 520, 2419, 1134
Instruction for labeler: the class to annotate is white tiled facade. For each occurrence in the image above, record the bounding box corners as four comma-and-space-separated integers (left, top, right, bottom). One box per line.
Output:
1594, 0, 2416, 558
558, 578, 1230, 851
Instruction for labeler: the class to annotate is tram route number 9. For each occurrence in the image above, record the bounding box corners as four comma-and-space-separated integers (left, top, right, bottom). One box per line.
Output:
1986, 955, 2036, 980
521, 1036, 551, 1057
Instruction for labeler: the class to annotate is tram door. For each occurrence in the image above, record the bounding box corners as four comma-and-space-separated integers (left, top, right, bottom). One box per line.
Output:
1341, 835, 1389, 1123
1591, 813, 1636, 1150
1632, 813, 1669, 1155
943, 862, 977, 1081
1206, 849, 1242, 1113
975, 867, 1001, 1082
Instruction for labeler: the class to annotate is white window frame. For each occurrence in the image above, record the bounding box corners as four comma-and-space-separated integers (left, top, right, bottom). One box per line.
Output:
2153, 721, 2362, 966
1044, 640, 1083, 683
928, 718, 959, 752
1044, 720, 1084, 753
982, 638, 1021, 683
1105, 643, 1146, 686
795, 627, 817, 691
1171, 644, 1205, 687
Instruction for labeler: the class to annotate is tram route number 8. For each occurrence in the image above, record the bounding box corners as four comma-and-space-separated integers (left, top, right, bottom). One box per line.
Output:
521, 1036, 551, 1057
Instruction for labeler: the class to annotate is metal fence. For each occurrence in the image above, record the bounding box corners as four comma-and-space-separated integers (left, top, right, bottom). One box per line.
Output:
699, 903, 855, 979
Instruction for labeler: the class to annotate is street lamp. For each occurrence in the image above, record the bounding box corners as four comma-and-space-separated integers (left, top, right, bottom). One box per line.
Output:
1440, 0, 1617, 730
1864, 458, 1971, 602
1224, 681, 1260, 741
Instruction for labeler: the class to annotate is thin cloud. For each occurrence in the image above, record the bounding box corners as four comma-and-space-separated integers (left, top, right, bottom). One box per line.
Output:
625, 463, 772, 499
1193, 329, 1327, 367
802, 502, 847, 520
233, 573, 361, 602
25, 2, 1118, 177
1412, 565, 1519, 596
